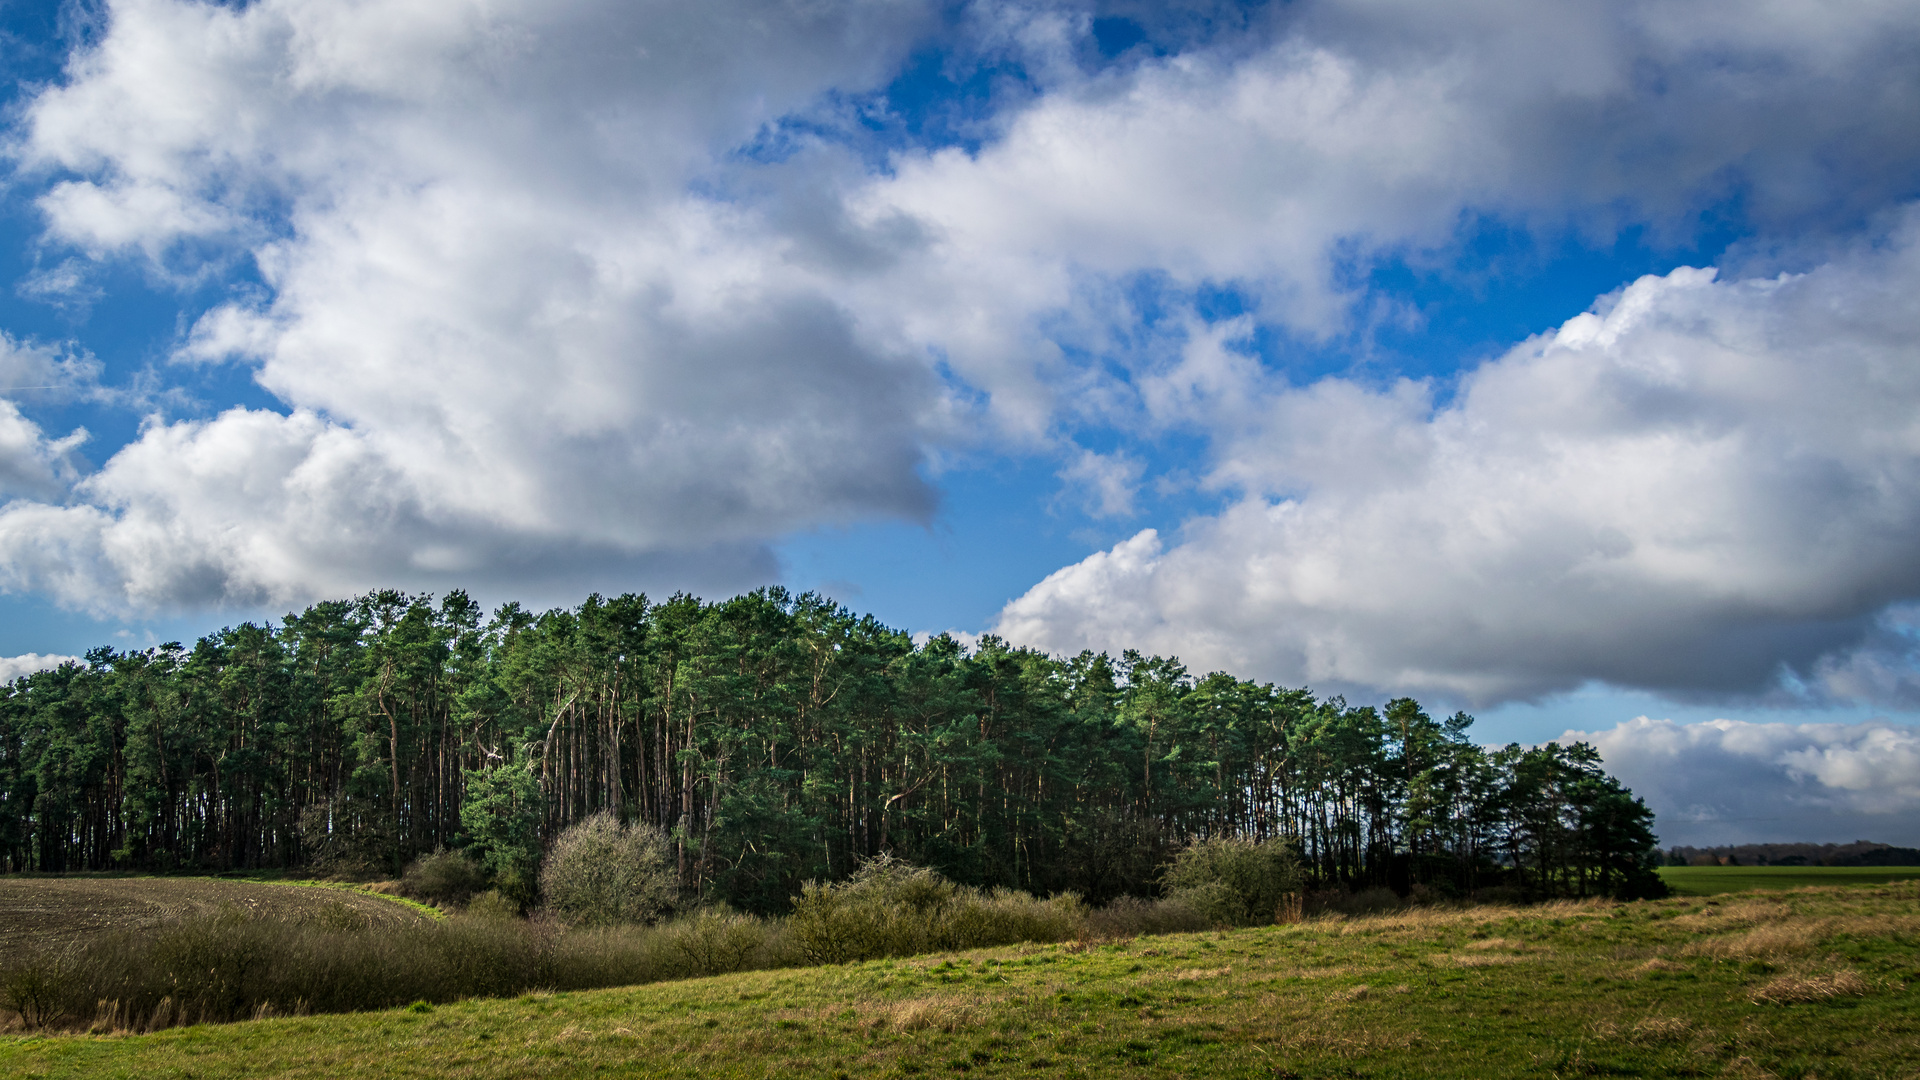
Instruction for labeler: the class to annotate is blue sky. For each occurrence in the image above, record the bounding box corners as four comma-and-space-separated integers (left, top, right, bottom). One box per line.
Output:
2, 0, 1919, 845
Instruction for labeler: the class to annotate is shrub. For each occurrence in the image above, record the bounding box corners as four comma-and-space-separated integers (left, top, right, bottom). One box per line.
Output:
401, 849, 488, 907
1083, 895, 1211, 939
787, 856, 1084, 964
540, 812, 676, 925
664, 907, 773, 976
0, 948, 71, 1028
464, 889, 522, 920
1161, 836, 1304, 927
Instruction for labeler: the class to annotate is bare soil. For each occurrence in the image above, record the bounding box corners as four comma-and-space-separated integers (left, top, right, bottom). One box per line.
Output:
0, 877, 427, 950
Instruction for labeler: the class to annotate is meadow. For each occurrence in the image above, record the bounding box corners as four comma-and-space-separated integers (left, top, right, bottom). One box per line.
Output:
3, 879, 1916, 1079
1659, 865, 1920, 896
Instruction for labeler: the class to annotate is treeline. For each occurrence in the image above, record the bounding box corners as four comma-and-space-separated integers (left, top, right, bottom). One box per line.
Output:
0, 588, 1665, 908
1666, 842, 1920, 867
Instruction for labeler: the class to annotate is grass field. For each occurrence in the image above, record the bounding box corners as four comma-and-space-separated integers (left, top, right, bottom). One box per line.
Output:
4, 882, 1917, 1079
1658, 865, 1920, 896
0, 876, 433, 952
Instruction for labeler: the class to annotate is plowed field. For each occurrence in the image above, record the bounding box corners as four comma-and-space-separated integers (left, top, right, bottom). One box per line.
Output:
0, 877, 427, 949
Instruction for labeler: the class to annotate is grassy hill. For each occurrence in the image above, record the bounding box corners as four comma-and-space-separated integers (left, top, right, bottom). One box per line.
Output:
5, 881, 1917, 1079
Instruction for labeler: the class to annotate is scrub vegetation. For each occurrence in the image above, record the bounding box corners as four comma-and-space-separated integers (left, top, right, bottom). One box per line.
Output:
3, 881, 1915, 1079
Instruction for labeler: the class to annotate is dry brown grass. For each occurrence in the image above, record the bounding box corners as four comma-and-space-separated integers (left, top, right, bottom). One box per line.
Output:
1748, 969, 1871, 1005
862, 993, 979, 1033
1670, 900, 1795, 932
1169, 965, 1232, 981
1447, 952, 1526, 967
1630, 1015, 1693, 1043
1681, 924, 1820, 960
1443, 938, 1542, 967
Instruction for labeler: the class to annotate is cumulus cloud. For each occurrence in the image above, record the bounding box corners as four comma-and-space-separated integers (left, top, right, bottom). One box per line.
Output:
3, 0, 1920, 659
854, 0, 1920, 427
0, 652, 81, 683
998, 213, 1920, 703
1571, 717, 1920, 847
2, 0, 944, 610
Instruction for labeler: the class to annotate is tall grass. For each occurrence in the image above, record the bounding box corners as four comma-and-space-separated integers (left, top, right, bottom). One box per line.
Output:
0, 852, 1466, 1033
0, 899, 741, 1033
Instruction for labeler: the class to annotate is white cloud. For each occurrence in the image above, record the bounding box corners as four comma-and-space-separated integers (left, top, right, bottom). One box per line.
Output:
4, 0, 1920, 649
0, 334, 99, 502
1058, 448, 1144, 519
3, 0, 945, 610
998, 212, 1920, 703
1570, 717, 1920, 847
0, 401, 87, 502
850, 0, 1920, 429
0, 652, 81, 683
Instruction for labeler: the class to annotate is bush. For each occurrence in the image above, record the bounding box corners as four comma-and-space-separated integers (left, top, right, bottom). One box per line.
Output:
464, 889, 521, 920
663, 907, 774, 976
540, 812, 676, 925
1082, 895, 1211, 939
787, 856, 1084, 964
401, 849, 487, 907
0, 948, 71, 1028
1161, 836, 1304, 927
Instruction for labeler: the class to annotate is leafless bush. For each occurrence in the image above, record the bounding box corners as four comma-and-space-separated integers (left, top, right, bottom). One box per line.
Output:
540, 812, 676, 925
664, 907, 775, 976
1082, 895, 1210, 939
0, 948, 72, 1028
787, 856, 1084, 964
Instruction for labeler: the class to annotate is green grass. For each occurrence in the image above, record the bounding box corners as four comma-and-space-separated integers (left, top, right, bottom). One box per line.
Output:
6, 882, 1919, 1078
277, 879, 447, 920
1658, 865, 1920, 896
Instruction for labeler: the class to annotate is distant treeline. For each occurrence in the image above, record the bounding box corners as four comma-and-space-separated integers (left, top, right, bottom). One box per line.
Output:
1666, 841, 1920, 867
0, 588, 1665, 908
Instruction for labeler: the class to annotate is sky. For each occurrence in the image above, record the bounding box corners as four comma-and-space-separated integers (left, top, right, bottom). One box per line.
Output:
0, 0, 1918, 848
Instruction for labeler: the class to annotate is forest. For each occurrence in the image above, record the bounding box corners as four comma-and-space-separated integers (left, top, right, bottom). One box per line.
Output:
0, 588, 1666, 909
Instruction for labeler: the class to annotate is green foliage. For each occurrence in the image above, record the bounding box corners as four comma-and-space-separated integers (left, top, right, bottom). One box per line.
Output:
541, 812, 676, 925
0, 585, 1666, 909
1161, 836, 1304, 926
459, 748, 543, 907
